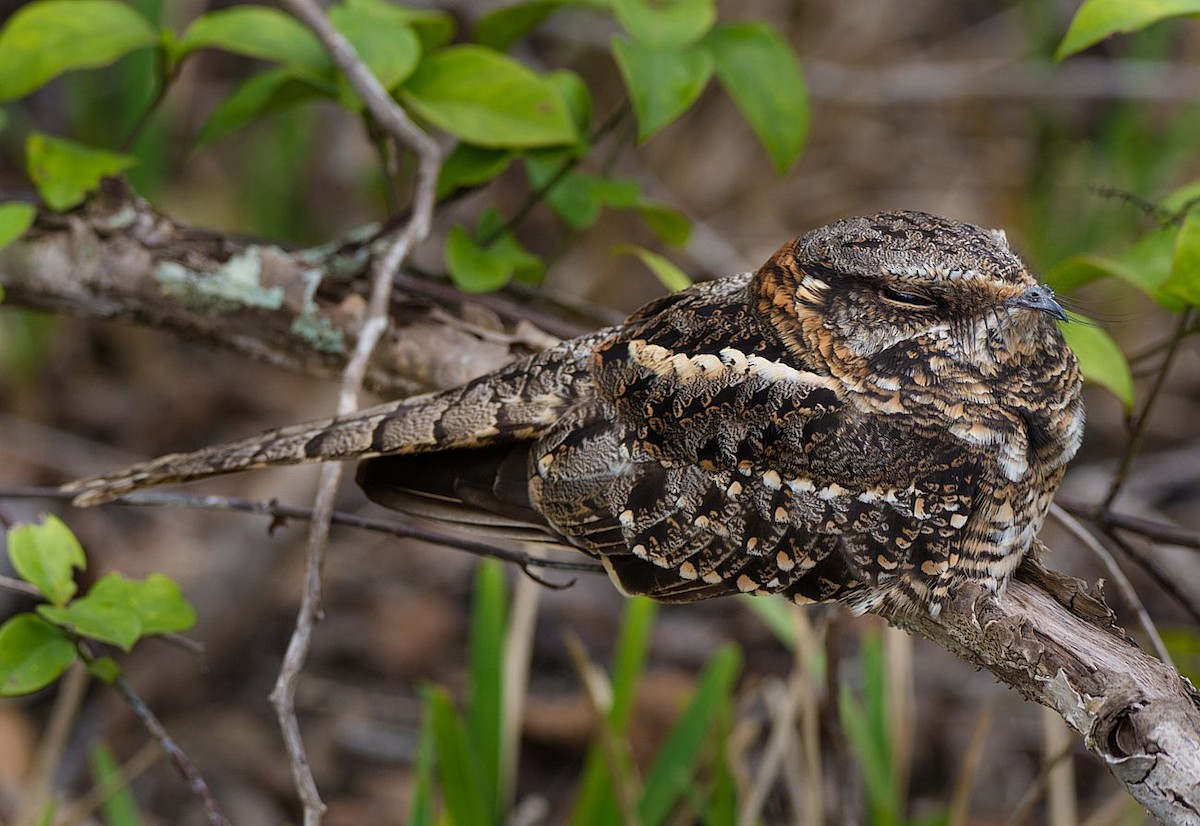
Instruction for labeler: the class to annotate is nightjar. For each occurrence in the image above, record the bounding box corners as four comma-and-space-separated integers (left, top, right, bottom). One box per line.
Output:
65, 211, 1085, 614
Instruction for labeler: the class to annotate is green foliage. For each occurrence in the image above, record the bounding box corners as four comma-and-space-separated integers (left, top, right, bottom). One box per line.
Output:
614, 0, 716, 49
612, 37, 714, 141
402, 46, 579, 149
89, 741, 145, 826
195, 68, 333, 148
8, 514, 86, 606
466, 560, 507, 821
703, 22, 810, 174
1163, 211, 1200, 305
475, 0, 568, 52
445, 212, 545, 293
0, 0, 807, 293
412, 575, 743, 823
25, 133, 136, 212
172, 6, 329, 72
0, 203, 36, 250
1060, 323, 1135, 410
0, 516, 197, 696
0, 614, 77, 696
637, 644, 740, 825
0, 0, 158, 102
1057, 0, 1200, 60
615, 245, 692, 292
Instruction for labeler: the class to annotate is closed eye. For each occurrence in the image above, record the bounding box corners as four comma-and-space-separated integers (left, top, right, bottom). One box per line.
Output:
880, 286, 937, 309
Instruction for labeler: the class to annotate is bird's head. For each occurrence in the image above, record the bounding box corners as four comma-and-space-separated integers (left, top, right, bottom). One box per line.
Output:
755, 210, 1072, 391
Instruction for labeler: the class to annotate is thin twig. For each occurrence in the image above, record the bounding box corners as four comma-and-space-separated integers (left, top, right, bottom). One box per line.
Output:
0, 486, 604, 576
0, 573, 42, 599
1102, 308, 1197, 512
1055, 496, 1200, 551
1103, 530, 1200, 627
1048, 504, 1174, 666
271, 3, 442, 821
107, 668, 229, 824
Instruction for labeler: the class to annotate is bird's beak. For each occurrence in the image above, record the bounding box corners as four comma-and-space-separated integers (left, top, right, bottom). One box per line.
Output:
1007, 285, 1068, 322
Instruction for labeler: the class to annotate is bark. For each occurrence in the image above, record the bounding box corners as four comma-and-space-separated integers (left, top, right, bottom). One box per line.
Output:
3, 190, 1199, 824
884, 555, 1200, 825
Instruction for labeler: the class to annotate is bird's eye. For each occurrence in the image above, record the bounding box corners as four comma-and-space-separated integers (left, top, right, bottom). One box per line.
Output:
880, 286, 937, 309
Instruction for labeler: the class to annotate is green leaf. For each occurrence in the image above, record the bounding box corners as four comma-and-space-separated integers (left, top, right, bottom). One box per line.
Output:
427, 686, 490, 826
110, 572, 196, 635
436, 144, 513, 199
526, 155, 639, 229
615, 244, 692, 292
196, 68, 333, 148
7, 514, 86, 606
638, 645, 741, 825
611, 37, 713, 142
635, 200, 691, 246
571, 597, 658, 826
26, 133, 136, 212
344, 0, 455, 50
614, 0, 715, 48
1162, 212, 1200, 305
328, 3, 421, 102
402, 45, 578, 148
467, 560, 507, 820
0, 613, 77, 696
477, 209, 546, 284
703, 22, 809, 174
1056, 0, 1200, 61
0, 0, 158, 102
174, 6, 329, 72
89, 741, 143, 826
546, 69, 593, 135
476, 0, 567, 51
1060, 320, 1134, 409
86, 656, 121, 684
39, 593, 143, 652
408, 689, 438, 826
738, 594, 795, 649
446, 225, 514, 292
0, 202, 36, 249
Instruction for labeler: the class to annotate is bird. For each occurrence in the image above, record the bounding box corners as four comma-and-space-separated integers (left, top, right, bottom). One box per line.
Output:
63, 210, 1085, 615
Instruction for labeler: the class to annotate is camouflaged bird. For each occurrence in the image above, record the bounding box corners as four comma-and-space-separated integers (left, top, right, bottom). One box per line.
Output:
64, 211, 1085, 614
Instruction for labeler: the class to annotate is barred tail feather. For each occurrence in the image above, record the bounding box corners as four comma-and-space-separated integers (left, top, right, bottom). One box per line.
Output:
62, 333, 601, 506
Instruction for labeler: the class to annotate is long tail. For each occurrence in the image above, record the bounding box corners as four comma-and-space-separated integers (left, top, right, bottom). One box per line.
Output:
63, 333, 603, 507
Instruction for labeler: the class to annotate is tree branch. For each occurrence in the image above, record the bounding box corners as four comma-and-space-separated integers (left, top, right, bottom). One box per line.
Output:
880, 555, 1200, 825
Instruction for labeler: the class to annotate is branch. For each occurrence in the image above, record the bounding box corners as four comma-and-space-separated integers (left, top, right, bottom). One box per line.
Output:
879, 555, 1200, 825
0, 184, 579, 400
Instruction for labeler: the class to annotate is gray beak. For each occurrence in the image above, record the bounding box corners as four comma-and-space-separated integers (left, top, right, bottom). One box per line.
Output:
1007, 285, 1067, 322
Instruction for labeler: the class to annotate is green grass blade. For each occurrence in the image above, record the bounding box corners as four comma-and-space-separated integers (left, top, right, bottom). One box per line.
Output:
409, 688, 439, 826
570, 596, 659, 826
638, 644, 741, 826
466, 559, 507, 821
609, 597, 659, 731
428, 686, 490, 826
88, 741, 143, 826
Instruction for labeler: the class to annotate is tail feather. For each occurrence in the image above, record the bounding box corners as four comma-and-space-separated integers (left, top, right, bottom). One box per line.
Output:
63, 333, 604, 507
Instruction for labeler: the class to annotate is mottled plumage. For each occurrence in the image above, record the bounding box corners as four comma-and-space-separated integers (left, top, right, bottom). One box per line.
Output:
64, 211, 1084, 614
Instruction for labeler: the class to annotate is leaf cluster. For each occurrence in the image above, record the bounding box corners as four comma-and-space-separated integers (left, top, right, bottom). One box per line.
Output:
0, 0, 808, 295
0, 515, 196, 696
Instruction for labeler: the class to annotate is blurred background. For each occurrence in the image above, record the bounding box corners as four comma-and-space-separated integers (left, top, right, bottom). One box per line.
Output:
2, 0, 1200, 823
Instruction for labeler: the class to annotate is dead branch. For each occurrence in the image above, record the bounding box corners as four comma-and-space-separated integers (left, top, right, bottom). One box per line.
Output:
881, 554, 1200, 825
